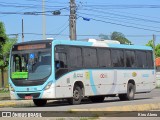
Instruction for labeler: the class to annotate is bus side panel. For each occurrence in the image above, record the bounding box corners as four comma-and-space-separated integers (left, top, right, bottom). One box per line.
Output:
135, 70, 154, 93
90, 70, 117, 95
54, 69, 155, 98
55, 75, 72, 98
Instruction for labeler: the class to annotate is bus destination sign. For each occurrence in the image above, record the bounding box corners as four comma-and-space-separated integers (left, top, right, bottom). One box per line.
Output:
17, 44, 46, 50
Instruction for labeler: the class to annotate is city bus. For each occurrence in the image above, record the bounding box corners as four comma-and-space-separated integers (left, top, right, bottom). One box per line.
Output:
8, 39, 156, 106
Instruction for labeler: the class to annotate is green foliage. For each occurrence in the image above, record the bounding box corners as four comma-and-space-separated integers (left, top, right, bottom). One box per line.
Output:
99, 31, 131, 44
0, 88, 9, 93
0, 22, 17, 68
111, 32, 131, 44
0, 22, 7, 45
146, 40, 154, 48
155, 44, 160, 57
146, 40, 160, 58
99, 34, 109, 40
0, 22, 17, 88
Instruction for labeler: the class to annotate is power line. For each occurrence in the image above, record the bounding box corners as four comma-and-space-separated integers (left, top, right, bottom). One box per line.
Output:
80, 8, 160, 24
77, 11, 160, 30
24, 0, 69, 4
0, 3, 67, 9
105, 9, 160, 20
8, 33, 160, 37
48, 19, 69, 34
54, 24, 69, 38
78, 15, 160, 33
82, 4, 160, 9
81, 6, 160, 21
0, 11, 70, 17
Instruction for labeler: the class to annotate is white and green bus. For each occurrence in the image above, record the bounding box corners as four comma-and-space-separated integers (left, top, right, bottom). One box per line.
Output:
8, 39, 156, 106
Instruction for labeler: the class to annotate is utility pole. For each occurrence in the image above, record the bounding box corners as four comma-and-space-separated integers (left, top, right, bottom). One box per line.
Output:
22, 19, 24, 42
42, 0, 46, 40
69, 0, 77, 40
153, 34, 156, 58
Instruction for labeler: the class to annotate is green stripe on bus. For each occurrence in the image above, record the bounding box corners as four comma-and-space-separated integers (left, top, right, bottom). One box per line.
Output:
12, 72, 28, 79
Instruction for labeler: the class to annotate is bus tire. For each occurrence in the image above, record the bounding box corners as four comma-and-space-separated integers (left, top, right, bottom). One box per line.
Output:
89, 96, 105, 103
119, 83, 135, 101
33, 99, 47, 107
67, 85, 83, 105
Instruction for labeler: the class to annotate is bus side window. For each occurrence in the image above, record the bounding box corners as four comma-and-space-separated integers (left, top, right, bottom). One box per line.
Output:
55, 52, 68, 79
136, 51, 147, 68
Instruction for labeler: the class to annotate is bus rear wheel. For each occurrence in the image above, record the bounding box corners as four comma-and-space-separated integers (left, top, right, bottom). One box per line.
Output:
89, 96, 105, 103
119, 83, 135, 101
67, 85, 83, 105
33, 99, 47, 107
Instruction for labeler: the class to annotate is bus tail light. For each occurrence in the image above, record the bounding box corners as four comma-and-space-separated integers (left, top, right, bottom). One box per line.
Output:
44, 82, 52, 90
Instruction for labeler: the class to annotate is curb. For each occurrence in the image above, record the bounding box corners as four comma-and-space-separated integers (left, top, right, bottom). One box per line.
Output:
71, 103, 160, 111
0, 100, 34, 107
0, 102, 16, 107
0, 97, 10, 100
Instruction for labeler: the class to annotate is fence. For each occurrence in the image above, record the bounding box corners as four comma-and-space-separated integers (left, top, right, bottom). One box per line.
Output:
156, 72, 160, 88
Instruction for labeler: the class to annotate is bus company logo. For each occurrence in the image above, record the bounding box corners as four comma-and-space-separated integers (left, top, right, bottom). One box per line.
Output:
73, 73, 83, 79
100, 73, 107, 78
2, 112, 11, 117
132, 72, 137, 77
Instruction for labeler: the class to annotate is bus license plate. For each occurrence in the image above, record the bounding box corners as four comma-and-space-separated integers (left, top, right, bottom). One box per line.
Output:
25, 96, 33, 99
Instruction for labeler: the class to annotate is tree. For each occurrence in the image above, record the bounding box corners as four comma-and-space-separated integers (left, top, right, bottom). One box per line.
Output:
146, 40, 160, 58
99, 34, 109, 40
146, 40, 154, 48
0, 22, 17, 88
99, 31, 131, 44
155, 44, 160, 58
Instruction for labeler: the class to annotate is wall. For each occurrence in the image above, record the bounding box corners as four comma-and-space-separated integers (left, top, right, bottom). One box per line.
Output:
156, 72, 160, 88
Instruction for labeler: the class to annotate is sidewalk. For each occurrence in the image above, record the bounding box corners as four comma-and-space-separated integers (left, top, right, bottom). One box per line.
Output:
0, 92, 10, 100
0, 92, 34, 107
0, 99, 34, 107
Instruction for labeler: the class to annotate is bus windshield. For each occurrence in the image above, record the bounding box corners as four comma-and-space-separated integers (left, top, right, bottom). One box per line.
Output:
10, 50, 51, 80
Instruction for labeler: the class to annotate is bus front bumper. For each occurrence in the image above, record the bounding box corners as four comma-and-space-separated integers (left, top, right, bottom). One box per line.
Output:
10, 86, 55, 100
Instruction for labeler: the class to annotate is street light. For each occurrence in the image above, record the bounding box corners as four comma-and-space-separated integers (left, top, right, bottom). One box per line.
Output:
82, 17, 90, 21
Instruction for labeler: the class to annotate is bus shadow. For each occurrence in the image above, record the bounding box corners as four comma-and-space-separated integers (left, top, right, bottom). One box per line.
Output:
38, 97, 153, 107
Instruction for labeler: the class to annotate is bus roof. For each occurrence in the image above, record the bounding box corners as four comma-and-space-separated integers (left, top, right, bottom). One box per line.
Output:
14, 39, 152, 51
53, 40, 153, 51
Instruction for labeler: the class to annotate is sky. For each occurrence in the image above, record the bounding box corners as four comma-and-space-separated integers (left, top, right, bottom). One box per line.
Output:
0, 0, 160, 45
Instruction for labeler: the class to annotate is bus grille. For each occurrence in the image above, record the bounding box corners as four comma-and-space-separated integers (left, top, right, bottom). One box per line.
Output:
17, 93, 40, 99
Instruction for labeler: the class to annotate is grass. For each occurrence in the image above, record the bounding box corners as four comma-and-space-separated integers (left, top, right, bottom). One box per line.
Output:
0, 88, 10, 93
80, 117, 99, 120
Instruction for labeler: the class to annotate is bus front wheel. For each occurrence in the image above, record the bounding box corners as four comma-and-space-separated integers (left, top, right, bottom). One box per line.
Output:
119, 83, 135, 101
67, 85, 83, 105
33, 99, 47, 107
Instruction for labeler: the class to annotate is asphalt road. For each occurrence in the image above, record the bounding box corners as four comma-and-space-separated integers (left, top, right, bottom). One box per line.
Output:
0, 89, 160, 111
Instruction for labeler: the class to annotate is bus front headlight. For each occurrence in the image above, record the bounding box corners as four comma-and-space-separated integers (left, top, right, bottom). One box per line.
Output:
44, 82, 52, 90
9, 84, 15, 92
